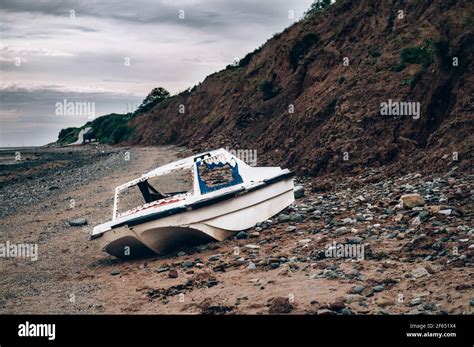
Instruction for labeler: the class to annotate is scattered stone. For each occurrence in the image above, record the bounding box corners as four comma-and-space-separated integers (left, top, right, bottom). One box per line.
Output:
352, 285, 365, 294
410, 297, 422, 306
328, 300, 345, 311
373, 285, 384, 292
294, 185, 305, 199
168, 268, 178, 278
236, 231, 249, 240
376, 296, 395, 307
208, 254, 222, 262
412, 267, 430, 279
244, 244, 260, 250
69, 218, 87, 227
156, 267, 170, 273
345, 294, 366, 304
278, 214, 291, 222
290, 214, 304, 222
247, 261, 256, 270
182, 260, 194, 268
317, 309, 336, 315
286, 226, 297, 232
347, 236, 363, 244
400, 194, 425, 209
111, 270, 120, 276
268, 297, 293, 314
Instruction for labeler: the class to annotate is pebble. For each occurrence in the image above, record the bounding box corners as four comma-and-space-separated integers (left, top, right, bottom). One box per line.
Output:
168, 268, 178, 278
294, 185, 305, 199
182, 260, 194, 268
412, 267, 429, 279
156, 267, 170, 273
208, 254, 222, 261
345, 294, 365, 304
236, 231, 249, 239
352, 285, 365, 294
373, 285, 384, 292
278, 214, 291, 222
69, 218, 87, 227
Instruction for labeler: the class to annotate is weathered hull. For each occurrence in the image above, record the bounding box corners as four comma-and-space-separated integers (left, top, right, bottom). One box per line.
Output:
101, 178, 294, 258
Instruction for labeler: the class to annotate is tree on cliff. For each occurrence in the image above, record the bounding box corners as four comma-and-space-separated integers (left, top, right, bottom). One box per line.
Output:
135, 87, 170, 114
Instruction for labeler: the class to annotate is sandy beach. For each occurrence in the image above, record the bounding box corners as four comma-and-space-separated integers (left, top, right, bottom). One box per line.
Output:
0, 145, 472, 314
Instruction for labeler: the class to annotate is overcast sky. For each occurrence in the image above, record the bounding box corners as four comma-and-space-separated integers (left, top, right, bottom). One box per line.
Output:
0, 0, 314, 147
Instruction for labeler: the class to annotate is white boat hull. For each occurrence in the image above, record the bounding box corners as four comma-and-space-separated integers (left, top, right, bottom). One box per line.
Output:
102, 178, 294, 258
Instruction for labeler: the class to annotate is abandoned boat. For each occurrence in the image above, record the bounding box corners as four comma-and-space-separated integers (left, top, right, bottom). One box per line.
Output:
91, 148, 294, 258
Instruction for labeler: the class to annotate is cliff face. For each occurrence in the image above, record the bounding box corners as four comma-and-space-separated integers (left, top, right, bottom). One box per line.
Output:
129, 0, 473, 176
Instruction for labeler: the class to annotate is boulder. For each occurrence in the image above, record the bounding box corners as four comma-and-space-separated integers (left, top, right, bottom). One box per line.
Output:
400, 194, 425, 209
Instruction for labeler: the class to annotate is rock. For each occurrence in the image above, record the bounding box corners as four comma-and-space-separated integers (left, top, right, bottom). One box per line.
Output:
412, 267, 429, 279
298, 239, 311, 244
418, 211, 430, 220
236, 231, 249, 240
470, 299, 474, 307
400, 194, 425, 209
410, 297, 422, 306
196, 245, 208, 252
345, 294, 366, 304
268, 297, 293, 314
376, 296, 395, 307
342, 218, 353, 224
323, 269, 338, 279
290, 214, 304, 222
244, 244, 260, 250
168, 268, 178, 278
294, 185, 305, 199
111, 270, 120, 276
156, 267, 170, 273
270, 262, 280, 269
250, 231, 260, 238
286, 226, 297, 232
182, 260, 194, 268
394, 213, 404, 222
335, 227, 348, 234
438, 209, 452, 216
347, 236, 363, 244
278, 214, 291, 222
373, 285, 384, 292
177, 251, 186, 257
411, 216, 421, 226
208, 254, 222, 261
340, 308, 353, 315
247, 261, 256, 270
423, 303, 436, 311
328, 300, 345, 311
352, 285, 365, 294
69, 218, 87, 227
